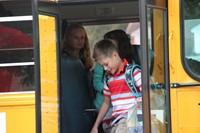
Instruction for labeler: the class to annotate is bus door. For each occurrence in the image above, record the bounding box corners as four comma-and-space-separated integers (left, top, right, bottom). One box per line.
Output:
33, 0, 170, 133
33, 1, 60, 133
34, 0, 142, 132
140, 0, 169, 133
34, 1, 97, 132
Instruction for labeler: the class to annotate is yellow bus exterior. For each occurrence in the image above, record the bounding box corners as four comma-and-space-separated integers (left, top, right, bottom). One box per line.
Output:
169, 0, 200, 133
38, 14, 59, 133
1, 0, 200, 133
0, 92, 35, 133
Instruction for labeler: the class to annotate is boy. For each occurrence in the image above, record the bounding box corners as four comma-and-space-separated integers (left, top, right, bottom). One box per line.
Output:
90, 39, 142, 133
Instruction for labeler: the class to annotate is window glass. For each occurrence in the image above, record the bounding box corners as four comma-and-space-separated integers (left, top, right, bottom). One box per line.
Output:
0, 66, 34, 92
147, 7, 167, 133
0, 1, 34, 92
84, 22, 141, 65
147, 0, 167, 7
183, 0, 200, 77
84, 23, 128, 51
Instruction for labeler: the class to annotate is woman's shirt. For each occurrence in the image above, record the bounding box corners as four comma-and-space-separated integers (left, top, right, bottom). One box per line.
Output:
93, 63, 105, 111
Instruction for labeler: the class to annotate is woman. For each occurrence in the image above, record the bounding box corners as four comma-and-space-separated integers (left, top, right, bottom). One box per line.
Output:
62, 23, 93, 70
61, 23, 95, 133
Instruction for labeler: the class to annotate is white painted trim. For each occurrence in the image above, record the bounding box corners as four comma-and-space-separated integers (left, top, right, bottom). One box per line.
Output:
0, 62, 34, 67
0, 15, 32, 22
0, 112, 6, 133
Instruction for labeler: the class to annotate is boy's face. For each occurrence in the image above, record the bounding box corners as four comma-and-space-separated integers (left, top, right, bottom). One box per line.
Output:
97, 51, 121, 75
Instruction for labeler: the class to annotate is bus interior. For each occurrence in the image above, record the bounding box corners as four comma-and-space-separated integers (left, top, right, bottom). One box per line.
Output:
37, 0, 167, 132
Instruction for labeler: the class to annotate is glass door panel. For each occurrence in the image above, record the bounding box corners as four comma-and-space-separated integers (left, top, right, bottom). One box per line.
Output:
147, 7, 167, 133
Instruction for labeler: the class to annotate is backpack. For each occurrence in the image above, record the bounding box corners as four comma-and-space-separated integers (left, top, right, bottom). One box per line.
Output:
125, 64, 165, 110
104, 63, 142, 98
104, 64, 165, 109
124, 64, 142, 98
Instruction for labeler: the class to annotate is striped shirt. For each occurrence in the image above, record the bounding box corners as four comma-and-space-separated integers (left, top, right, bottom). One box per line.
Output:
103, 59, 142, 118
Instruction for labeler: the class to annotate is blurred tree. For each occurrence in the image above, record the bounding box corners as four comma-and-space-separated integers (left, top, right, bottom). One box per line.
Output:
84, 23, 128, 52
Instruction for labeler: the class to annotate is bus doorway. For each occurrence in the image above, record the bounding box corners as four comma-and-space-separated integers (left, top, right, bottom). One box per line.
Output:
34, 0, 169, 133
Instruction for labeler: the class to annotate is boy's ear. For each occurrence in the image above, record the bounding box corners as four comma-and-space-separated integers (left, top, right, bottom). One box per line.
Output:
112, 51, 119, 58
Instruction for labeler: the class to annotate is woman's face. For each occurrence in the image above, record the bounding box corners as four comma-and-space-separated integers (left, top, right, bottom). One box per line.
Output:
71, 28, 85, 50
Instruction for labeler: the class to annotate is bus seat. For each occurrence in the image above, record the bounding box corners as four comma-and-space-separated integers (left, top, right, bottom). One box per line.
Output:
131, 44, 141, 65
131, 45, 155, 66
61, 53, 95, 133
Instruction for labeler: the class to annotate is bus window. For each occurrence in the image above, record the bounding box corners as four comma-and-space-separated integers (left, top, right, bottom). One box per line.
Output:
84, 22, 140, 65
0, 2, 34, 92
84, 23, 128, 50
183, 0, 200, 79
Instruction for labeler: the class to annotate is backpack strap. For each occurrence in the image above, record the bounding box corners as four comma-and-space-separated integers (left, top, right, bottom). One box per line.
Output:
125, 64, 142, 98
103, 71, 110, 87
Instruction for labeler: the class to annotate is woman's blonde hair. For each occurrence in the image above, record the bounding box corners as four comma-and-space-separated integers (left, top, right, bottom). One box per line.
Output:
62, 23, 93, 70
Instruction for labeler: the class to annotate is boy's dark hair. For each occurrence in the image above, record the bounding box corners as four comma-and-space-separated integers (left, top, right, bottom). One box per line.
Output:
93, 39, 118, 61
104, 29, 129, 42
104, 29, 138, 64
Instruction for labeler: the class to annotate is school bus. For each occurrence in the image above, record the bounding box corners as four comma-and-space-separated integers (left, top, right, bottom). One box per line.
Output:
0, 0, 200, 133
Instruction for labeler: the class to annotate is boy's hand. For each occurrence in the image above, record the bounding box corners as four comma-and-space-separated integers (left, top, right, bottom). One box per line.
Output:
137, 97, 142, 102
136, 97, 142, 109
90, 127, 98, 133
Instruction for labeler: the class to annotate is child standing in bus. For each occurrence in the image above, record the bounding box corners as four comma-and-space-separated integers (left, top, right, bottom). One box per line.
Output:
93, 29, 138, 132
91, 39, 142, 133
61, 23, 95, 133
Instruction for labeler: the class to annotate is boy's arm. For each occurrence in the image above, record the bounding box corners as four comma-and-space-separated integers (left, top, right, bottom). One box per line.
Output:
91, 96, 111, 133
